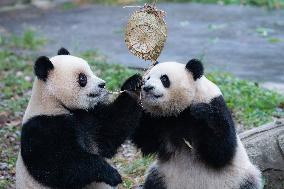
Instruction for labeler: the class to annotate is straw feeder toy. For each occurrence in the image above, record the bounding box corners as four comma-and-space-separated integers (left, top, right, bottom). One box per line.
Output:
125, 0, 167, 64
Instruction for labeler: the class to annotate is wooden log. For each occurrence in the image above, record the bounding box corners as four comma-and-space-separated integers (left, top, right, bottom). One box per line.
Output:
240, 119, 284, 189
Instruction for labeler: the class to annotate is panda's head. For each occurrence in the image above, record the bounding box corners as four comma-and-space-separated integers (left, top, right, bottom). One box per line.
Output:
141, 59, 221, 116
34, 48, 107, 110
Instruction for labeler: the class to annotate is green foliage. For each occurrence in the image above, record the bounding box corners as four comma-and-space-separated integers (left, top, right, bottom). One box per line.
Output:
207, 72, 284, 128
12, 29, 46, 50
256, 27, 274, 37
267, 37, 281, 43
122, 156, 155, 188
0, 51, 33, 114
0, 52, 32, 101
0, 29, 46, 50
123, 155, 155, 175
0, 180, 10, 189
60, 2, 80, 10
0, 29, 45, 113
96, 63, 138, 91
112, 155, 155, 188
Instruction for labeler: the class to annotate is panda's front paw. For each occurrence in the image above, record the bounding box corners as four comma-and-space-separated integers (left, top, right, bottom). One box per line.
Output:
121, 73, 143, 92
103, 167, 122, 186
190, 103, 210, 120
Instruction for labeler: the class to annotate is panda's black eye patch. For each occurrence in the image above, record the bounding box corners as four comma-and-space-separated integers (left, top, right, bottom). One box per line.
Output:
160, 75, 170, 88
147, 77, 150, 80
78, 73, 87, 87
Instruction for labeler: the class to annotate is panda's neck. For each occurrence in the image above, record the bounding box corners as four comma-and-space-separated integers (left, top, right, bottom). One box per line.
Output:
23, 80, 70, 124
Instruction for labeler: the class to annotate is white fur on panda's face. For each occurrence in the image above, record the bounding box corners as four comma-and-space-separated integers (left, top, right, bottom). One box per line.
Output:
46, 55, 107, 109
142, 62, 196, 116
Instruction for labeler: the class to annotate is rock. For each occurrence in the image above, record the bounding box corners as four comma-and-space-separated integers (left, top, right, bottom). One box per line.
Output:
0, 163, 8, 170
0, 112, 9, 125
278, 134, 284, 154
240, 119, 284, 189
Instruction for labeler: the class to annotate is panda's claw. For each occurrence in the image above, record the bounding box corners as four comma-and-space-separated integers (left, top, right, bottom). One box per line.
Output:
121, 73, 143, 92
102, 167, 122, 186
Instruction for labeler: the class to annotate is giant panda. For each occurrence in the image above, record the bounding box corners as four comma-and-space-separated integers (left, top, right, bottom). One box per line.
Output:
131, 59, 262, 189
16, 48, 142, 189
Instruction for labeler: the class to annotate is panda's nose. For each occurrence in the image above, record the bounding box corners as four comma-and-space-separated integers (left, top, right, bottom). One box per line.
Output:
143, 86, 154, 92
98, 82, 106, 89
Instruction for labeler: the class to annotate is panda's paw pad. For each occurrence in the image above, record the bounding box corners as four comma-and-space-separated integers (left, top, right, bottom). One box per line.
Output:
104, 168, 122, 186
121, 73, 143, 91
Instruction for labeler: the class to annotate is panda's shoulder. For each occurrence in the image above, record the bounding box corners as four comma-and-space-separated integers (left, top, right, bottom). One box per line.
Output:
22, 114, 76, 136
23, 114, 74, 126
21, 114, 81, 158
209, 95, 226, 107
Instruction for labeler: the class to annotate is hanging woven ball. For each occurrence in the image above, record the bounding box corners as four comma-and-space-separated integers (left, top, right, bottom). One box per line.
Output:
125, 5, 167, 63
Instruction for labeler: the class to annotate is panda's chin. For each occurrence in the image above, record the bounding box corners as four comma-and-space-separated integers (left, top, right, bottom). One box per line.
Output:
86, 90, 108, 105
142, 91, 163, 100
88, 89, 108, 98
141, 95, 163, 108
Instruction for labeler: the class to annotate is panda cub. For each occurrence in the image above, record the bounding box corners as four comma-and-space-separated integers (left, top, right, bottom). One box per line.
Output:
132, 59, 262, 189
16, 48, 141, 189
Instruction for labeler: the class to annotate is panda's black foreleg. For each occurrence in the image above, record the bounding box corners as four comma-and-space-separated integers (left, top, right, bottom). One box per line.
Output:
143, 167, 167, 189
189, 96, 237, 169
131, 112, 164, 156
94, 92, 142, 158
95, 74, 143, 158
59, 153, 122, 188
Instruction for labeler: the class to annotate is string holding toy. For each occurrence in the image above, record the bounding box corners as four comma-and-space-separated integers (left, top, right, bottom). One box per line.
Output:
109, 1, 167, 96
124, 0, 167, 64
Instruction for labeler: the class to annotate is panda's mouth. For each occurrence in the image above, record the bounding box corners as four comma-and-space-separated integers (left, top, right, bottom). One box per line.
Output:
143, 92, 163, 99
154, 94, 163, 98
88, 93, 100, 98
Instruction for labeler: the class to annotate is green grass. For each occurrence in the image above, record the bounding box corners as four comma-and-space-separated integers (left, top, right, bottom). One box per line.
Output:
113, 154, 155, 188
0, 51, 33, 114
60, 2, 80, 10
267, 37, 281, 43
0, 180, 10, 189
122, 155, 154, 188
0, 29, 46, 50
123, 155, 154, 175
12, 29, 46, 50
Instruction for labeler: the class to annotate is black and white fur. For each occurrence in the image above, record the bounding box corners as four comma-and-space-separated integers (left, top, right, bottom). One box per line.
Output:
131, 59, 262, 189
16, 48, 141, 189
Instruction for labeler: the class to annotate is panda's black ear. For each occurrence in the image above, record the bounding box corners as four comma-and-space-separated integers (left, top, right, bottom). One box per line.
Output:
34, 56, 54, 81
57, 47, 70, 55
185, 59, 204, 80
